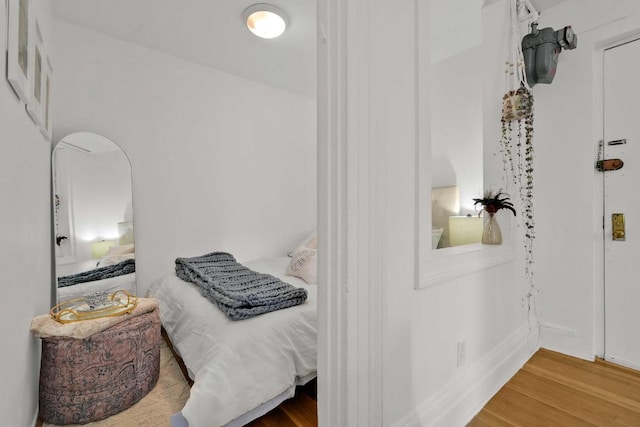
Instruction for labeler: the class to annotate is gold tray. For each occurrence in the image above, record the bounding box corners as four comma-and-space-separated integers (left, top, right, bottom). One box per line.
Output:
51, 290, 138, 324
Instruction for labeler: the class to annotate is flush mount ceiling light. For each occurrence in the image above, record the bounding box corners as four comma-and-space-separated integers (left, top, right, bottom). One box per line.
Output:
244, 3, 288, 39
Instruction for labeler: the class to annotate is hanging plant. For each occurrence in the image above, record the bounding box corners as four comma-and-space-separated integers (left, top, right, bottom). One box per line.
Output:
502, 86, 532, 121
500, 0, 537, 335
501, 85, 535, 287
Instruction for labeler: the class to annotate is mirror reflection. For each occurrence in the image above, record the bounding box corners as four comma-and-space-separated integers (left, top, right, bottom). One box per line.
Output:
429, 0, 484, 249
53, 132, 136, 303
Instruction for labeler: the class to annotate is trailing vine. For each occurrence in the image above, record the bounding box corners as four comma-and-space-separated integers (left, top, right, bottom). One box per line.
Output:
500, 81, 537, 332
498, 0, 539, 350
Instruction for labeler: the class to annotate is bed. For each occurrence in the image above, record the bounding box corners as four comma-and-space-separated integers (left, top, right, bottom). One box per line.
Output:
57, 252, 137, 303
147, 255, 317, 427
57, 271, 137, 302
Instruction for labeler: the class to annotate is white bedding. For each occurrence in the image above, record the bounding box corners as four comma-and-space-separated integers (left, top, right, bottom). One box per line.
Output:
147, 256, 317, 427
57, 272, 136, 303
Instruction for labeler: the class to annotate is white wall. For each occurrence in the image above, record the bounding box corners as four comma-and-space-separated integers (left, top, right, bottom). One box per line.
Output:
0, 1, 53, 425
57, 147, 133, 262
429, 0, 482, 64
350, 0, 533, 425
69, 150, 132, 243
530, 0, 640, 360
52, 21, 317, 295
431, 46, 484, 215
390, 2, 640, 424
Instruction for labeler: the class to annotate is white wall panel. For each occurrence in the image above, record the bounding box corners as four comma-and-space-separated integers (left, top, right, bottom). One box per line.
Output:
52, 21, 317, 295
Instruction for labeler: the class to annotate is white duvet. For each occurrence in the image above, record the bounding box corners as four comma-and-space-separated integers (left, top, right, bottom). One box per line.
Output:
147, 257, 317, 427
57, 272, 137, 303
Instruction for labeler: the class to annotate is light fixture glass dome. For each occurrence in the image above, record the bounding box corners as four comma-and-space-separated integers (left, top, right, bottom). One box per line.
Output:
244, 4, 288, 39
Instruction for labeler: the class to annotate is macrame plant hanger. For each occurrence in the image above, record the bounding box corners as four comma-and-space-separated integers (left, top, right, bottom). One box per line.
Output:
500, 0, 539, 351
502, 0, 532, 121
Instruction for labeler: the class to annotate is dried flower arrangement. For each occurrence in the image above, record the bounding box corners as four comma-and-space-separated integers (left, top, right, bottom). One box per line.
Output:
473, 190, 517, 216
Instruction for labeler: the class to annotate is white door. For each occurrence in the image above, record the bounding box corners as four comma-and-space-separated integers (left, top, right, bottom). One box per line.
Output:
604, 38, 640, 369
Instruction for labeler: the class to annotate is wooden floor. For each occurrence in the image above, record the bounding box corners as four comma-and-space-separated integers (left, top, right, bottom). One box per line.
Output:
246, 380, 318, 427
469, 348, 640, 426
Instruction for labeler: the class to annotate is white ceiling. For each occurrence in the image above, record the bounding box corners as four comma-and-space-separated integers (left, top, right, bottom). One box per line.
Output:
482, 0, 568, 11
52, 0, 317, 98
530, 0, 568, 13
52, 0, 565, 99
430, 0, 569, 63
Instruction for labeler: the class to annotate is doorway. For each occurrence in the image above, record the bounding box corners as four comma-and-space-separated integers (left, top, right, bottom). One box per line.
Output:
603, 37, 640, 370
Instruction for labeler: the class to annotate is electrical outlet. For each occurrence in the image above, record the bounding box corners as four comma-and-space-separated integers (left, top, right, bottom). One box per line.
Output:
457, 340, 466, 368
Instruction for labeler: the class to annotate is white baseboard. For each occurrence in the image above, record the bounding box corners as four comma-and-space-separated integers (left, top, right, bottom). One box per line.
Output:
540, 323, 594, 362
604, 355, 640, 371
393, 323, 535, 427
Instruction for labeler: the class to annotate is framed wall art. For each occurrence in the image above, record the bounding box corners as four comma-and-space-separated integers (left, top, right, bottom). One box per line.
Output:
39, 56, 53, 141
25, 16, 44, 126
6, 0, 31, 102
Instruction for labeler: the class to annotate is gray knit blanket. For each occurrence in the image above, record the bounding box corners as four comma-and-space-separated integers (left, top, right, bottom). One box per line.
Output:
57, 259, 136, 288
175, 252, 308, 320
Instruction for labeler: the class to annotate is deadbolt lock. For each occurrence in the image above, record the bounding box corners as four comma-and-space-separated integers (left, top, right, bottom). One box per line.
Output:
612, 213, 625, 241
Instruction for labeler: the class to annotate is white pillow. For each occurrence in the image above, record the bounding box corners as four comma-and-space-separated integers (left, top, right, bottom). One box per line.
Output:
431, 228, 444, 249
105, 243, 135, 256
286, 246, 317, 285
287, 230, 317, 257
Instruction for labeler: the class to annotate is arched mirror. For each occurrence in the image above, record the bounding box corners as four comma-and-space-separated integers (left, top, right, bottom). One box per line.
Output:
53, 132, 136, 303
